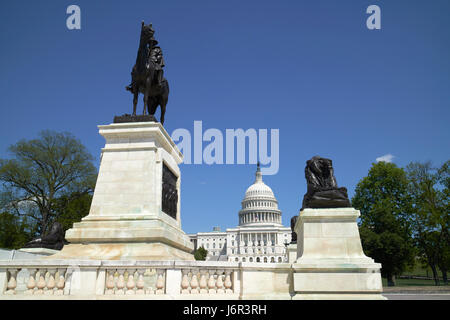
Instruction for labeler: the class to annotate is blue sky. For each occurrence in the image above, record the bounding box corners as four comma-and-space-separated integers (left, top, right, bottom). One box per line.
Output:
0, 1, 449, 234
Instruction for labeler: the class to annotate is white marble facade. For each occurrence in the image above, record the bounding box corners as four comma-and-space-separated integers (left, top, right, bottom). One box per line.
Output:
189, 164, 291, 263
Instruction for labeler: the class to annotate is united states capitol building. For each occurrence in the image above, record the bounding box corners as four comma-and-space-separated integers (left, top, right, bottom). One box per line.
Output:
188, 164, 292, 263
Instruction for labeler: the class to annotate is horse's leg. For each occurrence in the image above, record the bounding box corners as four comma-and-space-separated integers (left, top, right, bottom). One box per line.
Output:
149, 98, 157, 116
143, 84, 149, 116
159, 84, 169, 125
143, 74, 153, 115
132, 88, 138, 116
160, 98, 166, 125
142, 96, 146, 115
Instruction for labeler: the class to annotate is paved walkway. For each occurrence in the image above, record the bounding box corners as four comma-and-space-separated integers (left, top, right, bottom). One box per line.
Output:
382, 286, 450, 300
382, 286, 450, 294
384, 293, 450, 300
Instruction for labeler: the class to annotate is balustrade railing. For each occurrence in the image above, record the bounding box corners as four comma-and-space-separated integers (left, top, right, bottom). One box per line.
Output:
180, 269, 234, 294
104, 268, 166, 295
0, 261, 240, 298
4, 267, 67, 295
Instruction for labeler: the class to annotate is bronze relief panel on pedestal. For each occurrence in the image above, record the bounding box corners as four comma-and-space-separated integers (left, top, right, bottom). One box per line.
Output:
162, 163, 178, 219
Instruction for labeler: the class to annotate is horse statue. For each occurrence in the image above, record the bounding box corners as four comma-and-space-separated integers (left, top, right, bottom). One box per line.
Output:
126, 22, 169, 124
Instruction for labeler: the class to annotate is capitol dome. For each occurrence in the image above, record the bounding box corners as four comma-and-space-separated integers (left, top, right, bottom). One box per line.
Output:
244, 175, 275, 198
239, 163, 282, 226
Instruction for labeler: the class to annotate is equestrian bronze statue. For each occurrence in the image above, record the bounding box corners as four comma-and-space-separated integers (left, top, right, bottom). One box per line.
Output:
126, 22, 169, 124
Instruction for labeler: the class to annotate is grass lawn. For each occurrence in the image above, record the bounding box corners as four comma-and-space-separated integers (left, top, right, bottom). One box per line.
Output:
402, 264, 435, 278
381, 263, 448, 287
382, 277, 448, 287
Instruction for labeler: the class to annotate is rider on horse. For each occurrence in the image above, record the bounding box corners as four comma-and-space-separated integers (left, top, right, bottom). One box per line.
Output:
126, 22, 170, 124
148, 46, 165, 87
126, 33, 165, 91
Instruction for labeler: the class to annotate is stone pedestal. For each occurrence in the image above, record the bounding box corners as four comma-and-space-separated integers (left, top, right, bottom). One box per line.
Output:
50, 121, 194, 260
286, 243, 297, 263
292, 208, 385, 300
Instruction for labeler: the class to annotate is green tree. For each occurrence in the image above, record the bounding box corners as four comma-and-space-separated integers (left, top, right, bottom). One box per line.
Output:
437, 160, 450, 285
437, 243, 450, 285
194, 246, 208, 261
55, 193, 93, 232
0, 212, 35, 249
352, 161, 415, 286
406, 160, 449, 285
0, 130, 97, 238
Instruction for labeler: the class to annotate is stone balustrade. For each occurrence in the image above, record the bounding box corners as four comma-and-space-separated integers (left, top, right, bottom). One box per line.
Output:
0, 260, 244, 299
3, 267, 67, 296
180, 269, 234, 295
104, 268, 166, 295
0, 258, 384, 299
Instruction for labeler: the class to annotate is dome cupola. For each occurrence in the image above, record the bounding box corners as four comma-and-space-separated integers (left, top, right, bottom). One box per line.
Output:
239, 163, 282, 226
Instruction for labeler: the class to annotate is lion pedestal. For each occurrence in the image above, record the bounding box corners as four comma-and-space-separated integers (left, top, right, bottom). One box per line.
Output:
291, 208, 385, 299
50, 121, 194, 260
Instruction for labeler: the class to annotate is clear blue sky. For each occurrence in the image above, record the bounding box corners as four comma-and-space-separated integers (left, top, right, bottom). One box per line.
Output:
0, 1, 449, 234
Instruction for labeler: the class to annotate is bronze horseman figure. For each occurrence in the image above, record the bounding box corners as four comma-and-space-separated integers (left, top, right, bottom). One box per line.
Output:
126, 22, 169, 124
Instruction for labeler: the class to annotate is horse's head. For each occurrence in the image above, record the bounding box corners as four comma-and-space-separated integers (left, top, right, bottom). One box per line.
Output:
140, 21, 157, 45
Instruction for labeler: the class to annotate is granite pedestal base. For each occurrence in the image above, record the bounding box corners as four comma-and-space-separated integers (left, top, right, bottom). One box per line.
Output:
50, 121, 194, 261
292, 208, 385, 300
287, 243, 297, 263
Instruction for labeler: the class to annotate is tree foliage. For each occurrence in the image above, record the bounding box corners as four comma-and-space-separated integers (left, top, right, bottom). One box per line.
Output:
0, 130, 97, 238
54, 193, 93, 232
0, 212, 36, 249
406, 160, 449, 285
352, 161, 416, 286
194, 246, 208, 261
